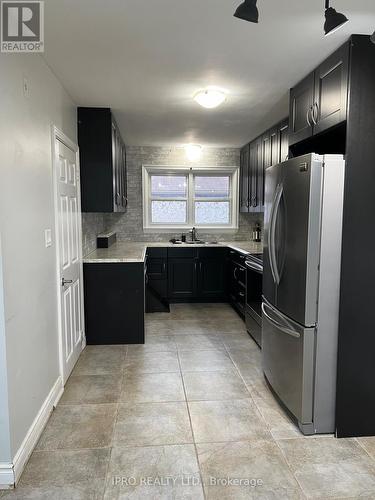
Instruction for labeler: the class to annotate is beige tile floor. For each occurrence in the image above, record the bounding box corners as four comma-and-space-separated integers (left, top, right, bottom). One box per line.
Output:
2, 303, 375, 499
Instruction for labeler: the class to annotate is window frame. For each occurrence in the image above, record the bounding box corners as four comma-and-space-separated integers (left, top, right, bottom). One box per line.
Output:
142, 165, 239, 231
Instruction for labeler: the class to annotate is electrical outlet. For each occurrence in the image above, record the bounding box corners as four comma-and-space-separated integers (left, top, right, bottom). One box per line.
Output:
44, 229, 52, 248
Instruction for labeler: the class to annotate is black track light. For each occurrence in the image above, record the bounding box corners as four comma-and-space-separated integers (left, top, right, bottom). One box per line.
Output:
234, 0, 259, 24
371, 31, 375, 44
324, 0, 348, 36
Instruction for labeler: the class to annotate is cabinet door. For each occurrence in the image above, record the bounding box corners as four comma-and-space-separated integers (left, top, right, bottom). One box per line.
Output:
111, 124, 120, 212
239, 145, 250, 212
259, 131, 271, 210
313, 43, 349, 136
270, 126, 280, 166
252, 137, 263, 212
197, 249, 227, 300
122, 143, 128, 209
198, 259, 226, 299
248, 141, 258, 211
289, 72, 314, 146
168, 258, 197, 300
279, 119, 289, 163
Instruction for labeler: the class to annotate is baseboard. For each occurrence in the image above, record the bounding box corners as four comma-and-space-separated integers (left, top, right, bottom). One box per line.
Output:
0, 376, 64, 489
0, 465, 14, 490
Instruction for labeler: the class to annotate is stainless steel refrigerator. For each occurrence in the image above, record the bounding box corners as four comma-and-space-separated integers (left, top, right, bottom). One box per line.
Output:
262, 153, 345, 435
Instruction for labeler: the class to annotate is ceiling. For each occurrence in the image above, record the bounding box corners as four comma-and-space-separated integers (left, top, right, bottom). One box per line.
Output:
44, 0, 375, 147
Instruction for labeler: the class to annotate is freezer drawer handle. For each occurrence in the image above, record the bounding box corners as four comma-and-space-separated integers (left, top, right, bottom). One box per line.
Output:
261, 303, 300, 339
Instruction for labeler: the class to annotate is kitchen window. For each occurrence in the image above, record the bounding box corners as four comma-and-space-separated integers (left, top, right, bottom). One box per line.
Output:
142, 165, 239, 230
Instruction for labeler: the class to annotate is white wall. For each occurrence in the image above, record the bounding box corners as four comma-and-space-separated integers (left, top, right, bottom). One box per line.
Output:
0, 236, 11, 465
0, 54, 76, 465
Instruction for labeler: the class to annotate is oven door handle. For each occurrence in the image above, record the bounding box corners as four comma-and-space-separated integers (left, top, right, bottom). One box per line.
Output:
245, 261, 263, 273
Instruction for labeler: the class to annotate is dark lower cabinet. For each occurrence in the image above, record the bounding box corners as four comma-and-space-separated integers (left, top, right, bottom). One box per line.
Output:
146, 248, 169, 313
198, 248, 228, 299
167, 247, 227, 302
83, 263, 144, 344
168, 257, 197, 300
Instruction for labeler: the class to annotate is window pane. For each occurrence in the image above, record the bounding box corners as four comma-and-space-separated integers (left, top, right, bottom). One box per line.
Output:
151, 175, 187, 198
151, 201, 187, 224
195, 202, 230, 224
194, 176, 230, 198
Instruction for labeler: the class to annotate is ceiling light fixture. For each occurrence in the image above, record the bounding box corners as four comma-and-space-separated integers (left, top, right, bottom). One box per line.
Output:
324, 0, 348, 36
185, 144, 202, 162
371, 31, 375, 44
233, 0, 259, 23
194, 88, 226, 109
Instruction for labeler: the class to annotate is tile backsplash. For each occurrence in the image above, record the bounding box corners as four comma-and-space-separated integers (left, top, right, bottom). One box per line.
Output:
81, 146, 264, 255
81, 213, 106, 257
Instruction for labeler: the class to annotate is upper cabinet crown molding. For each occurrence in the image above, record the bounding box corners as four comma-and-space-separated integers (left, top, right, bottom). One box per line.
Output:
77, 107, 128, 213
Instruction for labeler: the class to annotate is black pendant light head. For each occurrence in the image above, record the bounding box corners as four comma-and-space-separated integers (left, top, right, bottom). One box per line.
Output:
233, 0, 259, 24
324, 0, 348, 35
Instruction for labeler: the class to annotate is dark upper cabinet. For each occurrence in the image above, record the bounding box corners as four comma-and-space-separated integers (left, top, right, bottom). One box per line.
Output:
78, 107, 127, 213
248, 141, 258, 211
279, 119, 289, 163
289, 72, 315, 146
239, 144, 250, 213
289, 43, 349, 147
313, 44, 349, 136
240, 118, 289, 214
270, 126, 280, 167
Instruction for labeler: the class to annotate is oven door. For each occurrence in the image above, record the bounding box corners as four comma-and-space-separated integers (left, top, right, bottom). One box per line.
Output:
246, 260, 263, 347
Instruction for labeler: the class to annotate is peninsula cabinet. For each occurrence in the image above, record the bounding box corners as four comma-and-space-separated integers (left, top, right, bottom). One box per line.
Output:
83, 262, 145, 344
78, 107, 128, 213
289, 43, 349, 146
240, 118, 289, 213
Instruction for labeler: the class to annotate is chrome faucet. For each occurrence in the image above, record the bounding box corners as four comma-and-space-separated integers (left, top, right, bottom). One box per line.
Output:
190, 227, 198, 242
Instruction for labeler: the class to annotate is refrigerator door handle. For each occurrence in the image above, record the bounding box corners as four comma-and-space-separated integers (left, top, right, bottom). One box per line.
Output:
268, 189, 278, 284
261, 302, 301, 339
269, 184, 283, 285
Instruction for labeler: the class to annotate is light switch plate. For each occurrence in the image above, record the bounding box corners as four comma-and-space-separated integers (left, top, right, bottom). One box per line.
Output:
44, 229, 52, 248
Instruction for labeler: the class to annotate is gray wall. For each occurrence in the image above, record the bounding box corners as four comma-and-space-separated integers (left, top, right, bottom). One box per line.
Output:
0, 53, 76, 461
102, 146, 262, 244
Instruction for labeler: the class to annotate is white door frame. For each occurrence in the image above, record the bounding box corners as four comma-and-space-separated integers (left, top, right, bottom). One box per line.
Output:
51, 125, 86, 384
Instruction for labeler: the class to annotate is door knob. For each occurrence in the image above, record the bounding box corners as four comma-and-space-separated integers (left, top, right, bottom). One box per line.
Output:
61, 278, 73, 286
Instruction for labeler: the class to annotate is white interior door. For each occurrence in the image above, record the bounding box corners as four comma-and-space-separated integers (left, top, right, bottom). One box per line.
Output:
53, 129, 85, 384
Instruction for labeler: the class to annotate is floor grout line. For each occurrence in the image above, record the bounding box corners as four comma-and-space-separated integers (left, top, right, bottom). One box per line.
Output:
176, 346, 207, 500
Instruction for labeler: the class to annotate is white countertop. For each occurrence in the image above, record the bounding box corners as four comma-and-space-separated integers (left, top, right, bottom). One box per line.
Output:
83, 240, 263, 264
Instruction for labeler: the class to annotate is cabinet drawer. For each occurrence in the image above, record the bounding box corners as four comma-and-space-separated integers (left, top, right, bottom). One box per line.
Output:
168, 248, 197, 259
198, 247, 227, 259
146, 247, 168, 258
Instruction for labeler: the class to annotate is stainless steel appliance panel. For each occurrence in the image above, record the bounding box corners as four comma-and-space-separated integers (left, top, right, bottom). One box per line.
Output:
262, 299, 315, 424
268, 154, 323, 327
263, 163, 281, 307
